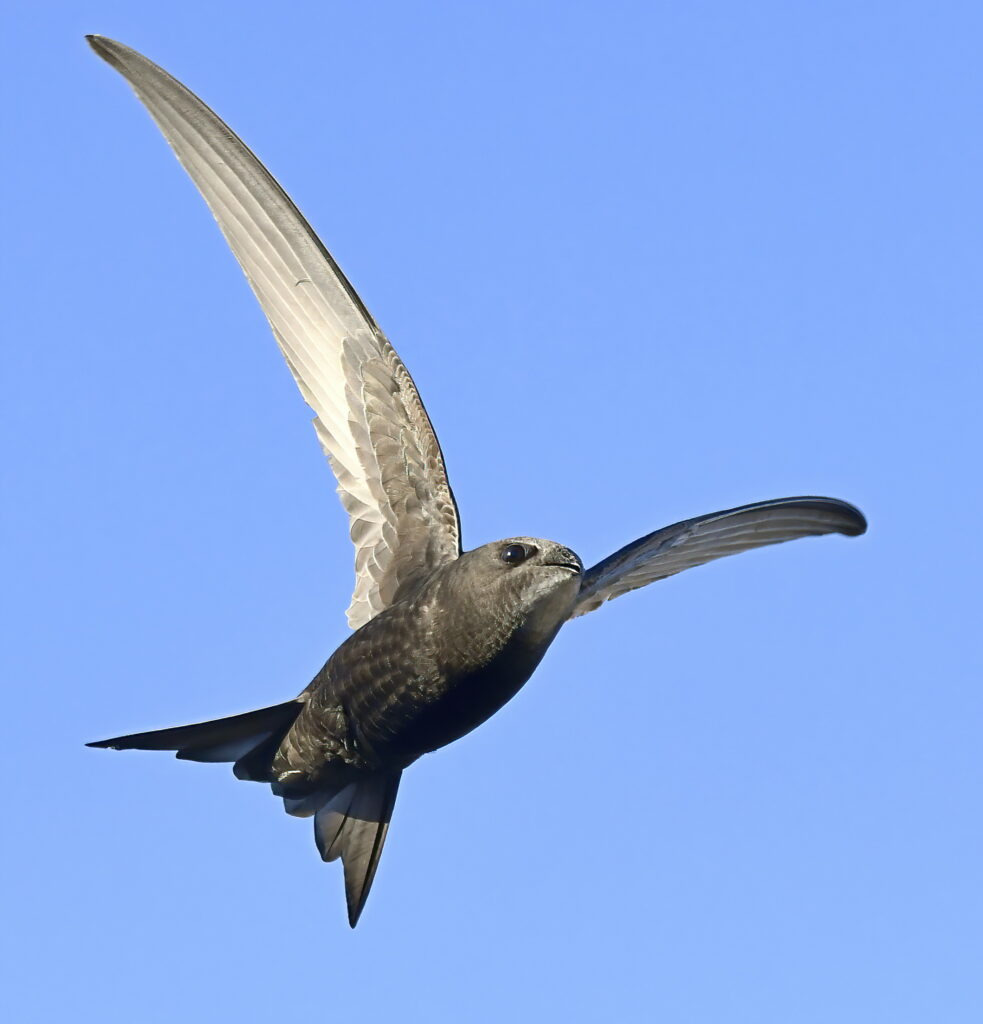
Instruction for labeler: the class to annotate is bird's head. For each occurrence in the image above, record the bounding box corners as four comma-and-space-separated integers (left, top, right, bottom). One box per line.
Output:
449, 537, 584, 641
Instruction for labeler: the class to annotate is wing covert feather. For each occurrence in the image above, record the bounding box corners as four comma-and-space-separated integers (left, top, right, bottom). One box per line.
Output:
89, 36, 461, 629
571, 497, 866, 617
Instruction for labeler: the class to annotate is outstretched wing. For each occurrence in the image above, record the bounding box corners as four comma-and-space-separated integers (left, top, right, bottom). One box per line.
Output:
88, 36, 461, 629
571, 496, 866, 618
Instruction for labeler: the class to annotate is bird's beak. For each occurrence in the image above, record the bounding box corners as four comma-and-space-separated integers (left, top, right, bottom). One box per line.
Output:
544, 547, 583, 574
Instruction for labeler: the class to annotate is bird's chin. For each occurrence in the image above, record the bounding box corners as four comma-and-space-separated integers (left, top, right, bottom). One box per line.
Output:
520, 570, 581, 635
528, 566, 580, 590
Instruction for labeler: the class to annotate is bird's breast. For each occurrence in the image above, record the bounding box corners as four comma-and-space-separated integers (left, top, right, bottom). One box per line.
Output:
302, 575, 573, 769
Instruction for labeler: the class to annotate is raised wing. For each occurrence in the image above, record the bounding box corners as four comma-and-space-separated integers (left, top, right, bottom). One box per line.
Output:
571, 496, 866, 618
88, 36, 461, 629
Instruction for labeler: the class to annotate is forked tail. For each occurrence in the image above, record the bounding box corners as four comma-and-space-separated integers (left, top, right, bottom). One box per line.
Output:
314, 772, 402, 927
86, 700, 303, 774
88, 702, 401, 925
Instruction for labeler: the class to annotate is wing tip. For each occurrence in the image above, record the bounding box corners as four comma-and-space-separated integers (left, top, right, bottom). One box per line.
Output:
841, 514, 867, 537
87, 35, 155, 80
86, 35, 139, 83
86, 34, 118, 61
770, 495, 868, 537
821, 498, 867, 537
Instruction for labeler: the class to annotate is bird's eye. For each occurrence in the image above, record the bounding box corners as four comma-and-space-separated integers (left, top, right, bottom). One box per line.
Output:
501, 543, 533, 566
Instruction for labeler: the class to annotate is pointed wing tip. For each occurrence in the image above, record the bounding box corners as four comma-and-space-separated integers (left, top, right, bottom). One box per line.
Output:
86, 34, 117, 59
86, 738, 116, 749
86, 35, 135, 79
87, 35, 146, 76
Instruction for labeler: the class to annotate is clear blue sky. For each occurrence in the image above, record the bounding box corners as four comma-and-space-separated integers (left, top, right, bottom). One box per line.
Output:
4, 2, 982, 1021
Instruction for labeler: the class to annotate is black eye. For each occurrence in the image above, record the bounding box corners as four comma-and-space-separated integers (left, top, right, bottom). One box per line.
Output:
501, 543, 533, 566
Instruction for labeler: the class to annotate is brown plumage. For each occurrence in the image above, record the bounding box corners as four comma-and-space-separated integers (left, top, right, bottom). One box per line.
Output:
86, 36, 867, 926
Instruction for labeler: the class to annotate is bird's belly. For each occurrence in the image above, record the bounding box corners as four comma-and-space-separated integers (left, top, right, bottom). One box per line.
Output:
330, 619, 556, 769
291, 581, 572, 777
396, 641, 549, 758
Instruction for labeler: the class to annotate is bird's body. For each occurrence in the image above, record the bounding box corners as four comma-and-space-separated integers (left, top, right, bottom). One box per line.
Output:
278, 539, 582, 785
86, 36, 867, 925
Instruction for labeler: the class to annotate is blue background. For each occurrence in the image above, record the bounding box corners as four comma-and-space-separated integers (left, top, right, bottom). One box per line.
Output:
4, 2, 981, 1021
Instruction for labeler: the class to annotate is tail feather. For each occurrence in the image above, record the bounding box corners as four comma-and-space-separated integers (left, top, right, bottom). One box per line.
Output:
314, 772, 402, 927
232, 727, 295, 783
282, 791, 333, 818
87, 700, 303, 769
177, 736, 269, 763
89, 701, 400, 926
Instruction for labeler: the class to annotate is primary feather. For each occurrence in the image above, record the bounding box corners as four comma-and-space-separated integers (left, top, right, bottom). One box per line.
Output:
87, 35, 461, 629
572, 497, 866, 617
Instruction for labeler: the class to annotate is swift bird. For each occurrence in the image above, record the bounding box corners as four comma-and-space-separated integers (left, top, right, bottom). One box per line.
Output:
86, 36, 867, 926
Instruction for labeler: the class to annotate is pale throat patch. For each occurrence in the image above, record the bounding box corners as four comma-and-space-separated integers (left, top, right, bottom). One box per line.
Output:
519, 573, 581, 645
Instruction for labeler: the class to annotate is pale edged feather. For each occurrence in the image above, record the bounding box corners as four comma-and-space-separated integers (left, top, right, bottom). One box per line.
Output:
87, 36, 461, 629
571, 496, 867, 617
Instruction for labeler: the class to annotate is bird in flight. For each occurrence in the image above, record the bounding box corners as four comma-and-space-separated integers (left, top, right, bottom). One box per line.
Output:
86, 36, 866, 927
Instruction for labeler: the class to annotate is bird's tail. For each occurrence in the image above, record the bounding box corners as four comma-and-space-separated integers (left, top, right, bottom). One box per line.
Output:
88, 701, 400, 926
86, 700, 303, 775
314, 772, 402, 927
